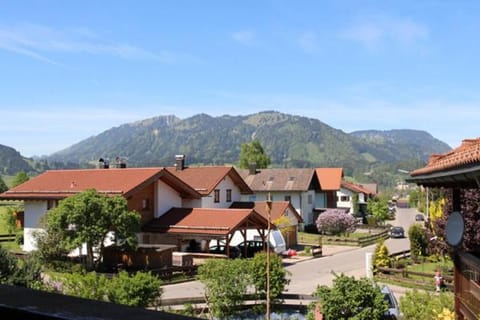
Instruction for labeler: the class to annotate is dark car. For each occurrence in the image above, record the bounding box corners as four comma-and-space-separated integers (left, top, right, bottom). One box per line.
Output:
208, 245, 242, 259
390, 226, 405, 239
415, 214, 425, 221
237, 240, 269, 258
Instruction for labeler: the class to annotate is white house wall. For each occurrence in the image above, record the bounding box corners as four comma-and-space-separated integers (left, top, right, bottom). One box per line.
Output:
337, 188, 356, 212
155, 179, 182, 217
200, 175, 242, 208
23, 201, 48, 252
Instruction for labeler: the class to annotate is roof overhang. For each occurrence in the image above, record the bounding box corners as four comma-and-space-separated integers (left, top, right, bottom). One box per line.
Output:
406, 164, 480, 188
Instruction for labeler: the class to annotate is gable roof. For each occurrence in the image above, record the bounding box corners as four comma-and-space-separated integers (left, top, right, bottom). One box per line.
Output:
142, 207, 267, 236
315, 168, 343, 190
0, 168, 201, 200
230, 201, 303, 223
341, 180, 373, 195
238, 168, 315, 192
166, 166, 252, 196
408, 138, 480, 188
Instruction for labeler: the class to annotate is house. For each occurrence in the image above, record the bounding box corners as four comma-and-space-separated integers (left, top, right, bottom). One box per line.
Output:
166, 155, 253, 208
313, 168, 343, 221
230, 201, 303, 247
337, 180, 375, 215
0, 167, 201, 251
238, 167, 320, 225
407, 138, 480, 320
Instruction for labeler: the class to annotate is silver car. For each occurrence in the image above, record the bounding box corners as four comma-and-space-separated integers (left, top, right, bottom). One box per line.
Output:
381, 285, 400, 319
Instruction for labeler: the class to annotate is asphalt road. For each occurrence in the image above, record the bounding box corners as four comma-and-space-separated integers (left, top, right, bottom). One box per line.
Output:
161, 207, 421, 300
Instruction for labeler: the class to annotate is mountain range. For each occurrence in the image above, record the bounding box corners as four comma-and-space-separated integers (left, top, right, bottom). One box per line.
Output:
1, 111, 451, 189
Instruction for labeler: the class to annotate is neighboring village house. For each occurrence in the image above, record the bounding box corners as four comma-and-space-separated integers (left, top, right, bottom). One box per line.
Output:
238, 167, 320, 226
166, 155, 253, 208
337, 180, 375, 215
407, 138, 480, 320
313, 168, 343, 221
230, 201, 303, 247
0, 160, 270, 257
0, 167, 202, 251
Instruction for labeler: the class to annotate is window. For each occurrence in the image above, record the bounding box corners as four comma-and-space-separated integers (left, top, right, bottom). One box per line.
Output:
214, 189, 220, 203
226, 189, 232, 202
284, 195, 291, 203
340, 195, 350, 202
308, 194, 313, 204
47, 200, 57, 210
142, 199, 150, 210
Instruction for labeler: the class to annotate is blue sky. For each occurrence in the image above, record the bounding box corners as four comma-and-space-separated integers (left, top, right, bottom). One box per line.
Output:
1, 1, 480, 157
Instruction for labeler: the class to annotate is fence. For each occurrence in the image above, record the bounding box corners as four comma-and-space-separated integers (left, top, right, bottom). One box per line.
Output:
0, 233, 15, 242
376, 266, 454, 290
320, 229, 390, 247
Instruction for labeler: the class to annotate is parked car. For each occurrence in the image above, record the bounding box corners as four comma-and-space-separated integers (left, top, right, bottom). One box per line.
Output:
390, 226, 405, 239
415, 214, 425, 221
381, 285, 400, 319
237, 240, 271, 258
208, 245, 242, 259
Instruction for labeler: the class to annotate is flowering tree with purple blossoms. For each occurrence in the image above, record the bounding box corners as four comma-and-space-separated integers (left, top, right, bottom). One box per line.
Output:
316, 209, 357, 236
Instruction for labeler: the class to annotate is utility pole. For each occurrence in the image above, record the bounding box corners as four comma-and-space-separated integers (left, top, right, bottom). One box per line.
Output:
265, 193, 272, 320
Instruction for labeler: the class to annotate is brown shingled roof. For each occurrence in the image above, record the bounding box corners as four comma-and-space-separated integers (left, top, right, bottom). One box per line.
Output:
410, 138, 480, 176
166, 166, 252, 196
316, 168, 343, 190
0, 168, 201, 200
142, 207, 267, 236
237, 168, 315, 191
230, 201, 303, 223
341, 180, 373, 195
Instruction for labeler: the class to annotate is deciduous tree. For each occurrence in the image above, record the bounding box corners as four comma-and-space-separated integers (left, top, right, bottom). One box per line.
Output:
11, 171, 29, 188
238, 139, 271, 169
43, 189, 140, 270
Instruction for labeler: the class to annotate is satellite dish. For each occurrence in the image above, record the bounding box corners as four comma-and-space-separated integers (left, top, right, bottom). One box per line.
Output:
445, 211, 465, 247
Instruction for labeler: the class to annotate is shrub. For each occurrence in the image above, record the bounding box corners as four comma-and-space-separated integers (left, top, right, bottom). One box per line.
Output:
198, 258, 251, 318
372, 240, 390, 271
400, 290, 454, 320
309, 274, 387, 320
315, 209, 356, 236
409, 224, 428, 258
107, 271, 162, 307
250, 252, 289, 303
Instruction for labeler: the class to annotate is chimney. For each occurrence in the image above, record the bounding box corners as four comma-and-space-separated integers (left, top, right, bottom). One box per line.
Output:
115, 156, 127, 168
249, 163, 257, 175
98, 158, 109, 169
175, 154, 186, 171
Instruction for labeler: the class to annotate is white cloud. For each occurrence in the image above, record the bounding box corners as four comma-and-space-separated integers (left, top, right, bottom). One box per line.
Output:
231, 30, 256, 46
342, 15, 429, 51
0, 23, 174, 64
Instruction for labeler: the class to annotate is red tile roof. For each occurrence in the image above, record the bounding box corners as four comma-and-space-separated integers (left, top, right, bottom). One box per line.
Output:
341, 180, 373, 195
0, 168, 201, 200
411, 138, 480, 176
142, 207, 267, 236
166, 166, 252, 196
238, 168, 315, 191
315, 168, 343, 190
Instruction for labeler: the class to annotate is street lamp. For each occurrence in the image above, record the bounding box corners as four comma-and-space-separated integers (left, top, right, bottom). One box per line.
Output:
265, 192, 272, 320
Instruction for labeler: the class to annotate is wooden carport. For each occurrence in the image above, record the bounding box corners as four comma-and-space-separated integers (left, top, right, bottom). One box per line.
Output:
142, 207, 270, 258
407, 138, 480, 320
